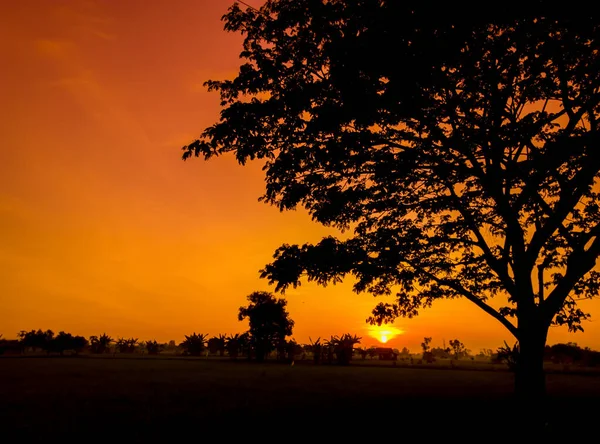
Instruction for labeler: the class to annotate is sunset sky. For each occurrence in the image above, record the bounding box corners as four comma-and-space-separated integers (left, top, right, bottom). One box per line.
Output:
1, 0, 599, 351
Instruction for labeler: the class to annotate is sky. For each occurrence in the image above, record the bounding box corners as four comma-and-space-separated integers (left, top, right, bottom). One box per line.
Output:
1, 0, 599, 351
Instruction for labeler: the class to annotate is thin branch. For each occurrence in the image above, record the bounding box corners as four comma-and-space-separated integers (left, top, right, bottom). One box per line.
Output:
446, 184, 515, 296
406, 260, 519, 338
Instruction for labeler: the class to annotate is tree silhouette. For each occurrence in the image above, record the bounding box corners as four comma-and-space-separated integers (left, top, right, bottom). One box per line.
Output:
356, 347, 368, 360
325, 334, 361, 366
238, 291, 294, 362
496, 341, 520, 371
89, 333, 113, 354
207, 334, 227, 356
145, 340, 162, 355
18, 329, 54, 353
367, 347, 377, 360
420, 337, 432, 356
308, 336, 322, 364
116, 338, 138, 354
179, 333, 207, 356
51, 331, 88, 355
448, 339, 468, 360
225, 333, 243, 359
182, 1, 600, 402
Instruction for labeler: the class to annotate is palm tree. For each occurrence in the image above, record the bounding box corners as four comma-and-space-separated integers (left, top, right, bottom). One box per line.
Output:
90, 333, 113, 354
208, 334, 227, 356
116, 337, 138, 354
226, 334, 242, 359
326, 334, 362, 365
308, 337, 322, 364
145, 340, 162, 355
179, 333, 207, 356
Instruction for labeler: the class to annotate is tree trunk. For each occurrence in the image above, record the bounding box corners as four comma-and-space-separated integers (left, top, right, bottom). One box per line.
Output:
514, 324, 548, 430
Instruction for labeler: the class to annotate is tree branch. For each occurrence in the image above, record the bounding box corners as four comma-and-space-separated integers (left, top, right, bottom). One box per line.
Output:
542, 235, 600, 324
406, 260, 519, 338
446, 183, 516, 296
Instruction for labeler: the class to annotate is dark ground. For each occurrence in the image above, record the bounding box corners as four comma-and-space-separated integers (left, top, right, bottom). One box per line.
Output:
1, 356, 599, 442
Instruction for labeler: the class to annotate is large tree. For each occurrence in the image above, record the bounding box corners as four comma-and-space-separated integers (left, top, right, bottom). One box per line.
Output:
238, 291, 294, 361
182, 1, 600, 402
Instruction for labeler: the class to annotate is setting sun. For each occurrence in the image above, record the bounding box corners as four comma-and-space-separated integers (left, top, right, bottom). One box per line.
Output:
368, 325, 404, 344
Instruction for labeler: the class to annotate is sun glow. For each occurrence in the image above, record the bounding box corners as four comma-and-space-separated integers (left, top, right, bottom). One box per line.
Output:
367, 325, 404, 344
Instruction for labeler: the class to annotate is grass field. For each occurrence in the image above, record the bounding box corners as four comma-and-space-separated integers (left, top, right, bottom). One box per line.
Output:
1, 356, 599, 441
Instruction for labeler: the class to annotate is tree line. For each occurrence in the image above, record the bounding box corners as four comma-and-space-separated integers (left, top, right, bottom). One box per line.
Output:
2, 292, 597, 369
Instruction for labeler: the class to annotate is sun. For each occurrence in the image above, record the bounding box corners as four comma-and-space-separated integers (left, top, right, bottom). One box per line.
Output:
367, 325, 404, 344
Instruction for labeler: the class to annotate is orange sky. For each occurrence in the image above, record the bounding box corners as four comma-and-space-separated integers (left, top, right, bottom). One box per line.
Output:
1, 0, 599, 351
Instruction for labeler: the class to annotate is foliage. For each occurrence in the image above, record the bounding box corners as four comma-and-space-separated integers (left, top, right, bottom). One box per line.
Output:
430, 347, 451, 359
496, 341, 520, 371
367, 347, 377, 359
225, 333, 244, 359
282, 338, 302, 361
356, 347, 368, 360
89, 334, 113, 354
51, 331, 88, 355
207, 334, 227, 356
116, 337, 139, 354
145, 340, 162, 355
238, 291, 294, 362
18, 329, 55, 352
325, 334, 361, 365
448, 339, 468, 360
17, 330, 87, 355
183, 0, 600, 396
477, 349, 494, 360
308, 336, 322, 364
180, 333, 207, 356
0, 335, 21, 355
546, 342, 600, 367
420, 337, 432, 355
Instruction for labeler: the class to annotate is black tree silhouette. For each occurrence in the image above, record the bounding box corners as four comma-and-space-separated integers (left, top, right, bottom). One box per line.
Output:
183, 1, 600, 408
238, 291, 294, 362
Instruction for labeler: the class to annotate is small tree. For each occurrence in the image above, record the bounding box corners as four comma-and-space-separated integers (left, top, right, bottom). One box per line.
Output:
50, 332, 88, 355
367, 347, 378, 360
90, 333, 113, 354
179, 333, 207, 356
238, 291, 294, 362
226, 334, 243, 359
326, 334, 361, 366
308, 337, 322, 364
449, 339, 468, 360
208, 334, 227, 356
18, 329, 54, 353
421, 337, 432, 357
116, 337, 138, 354
145, 340, 162, 355
496, 341, 520, 371
356, 347, 369, 360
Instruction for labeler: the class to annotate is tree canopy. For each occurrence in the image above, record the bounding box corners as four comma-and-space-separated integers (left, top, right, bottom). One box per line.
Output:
183, 1, 599, 399
238, 291, 294, 361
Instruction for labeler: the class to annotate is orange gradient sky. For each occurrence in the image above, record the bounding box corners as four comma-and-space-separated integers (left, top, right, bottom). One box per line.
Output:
1, 0, 599, 351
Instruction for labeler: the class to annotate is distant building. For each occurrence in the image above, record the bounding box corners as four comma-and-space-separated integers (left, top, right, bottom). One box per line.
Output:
375, 347, 397, 360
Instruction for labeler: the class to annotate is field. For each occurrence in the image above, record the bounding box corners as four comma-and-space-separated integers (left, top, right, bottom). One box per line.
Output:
1, 356, 599, 441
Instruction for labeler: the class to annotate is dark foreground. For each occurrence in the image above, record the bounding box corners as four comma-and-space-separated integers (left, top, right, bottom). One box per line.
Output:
1, 356, 599, 442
